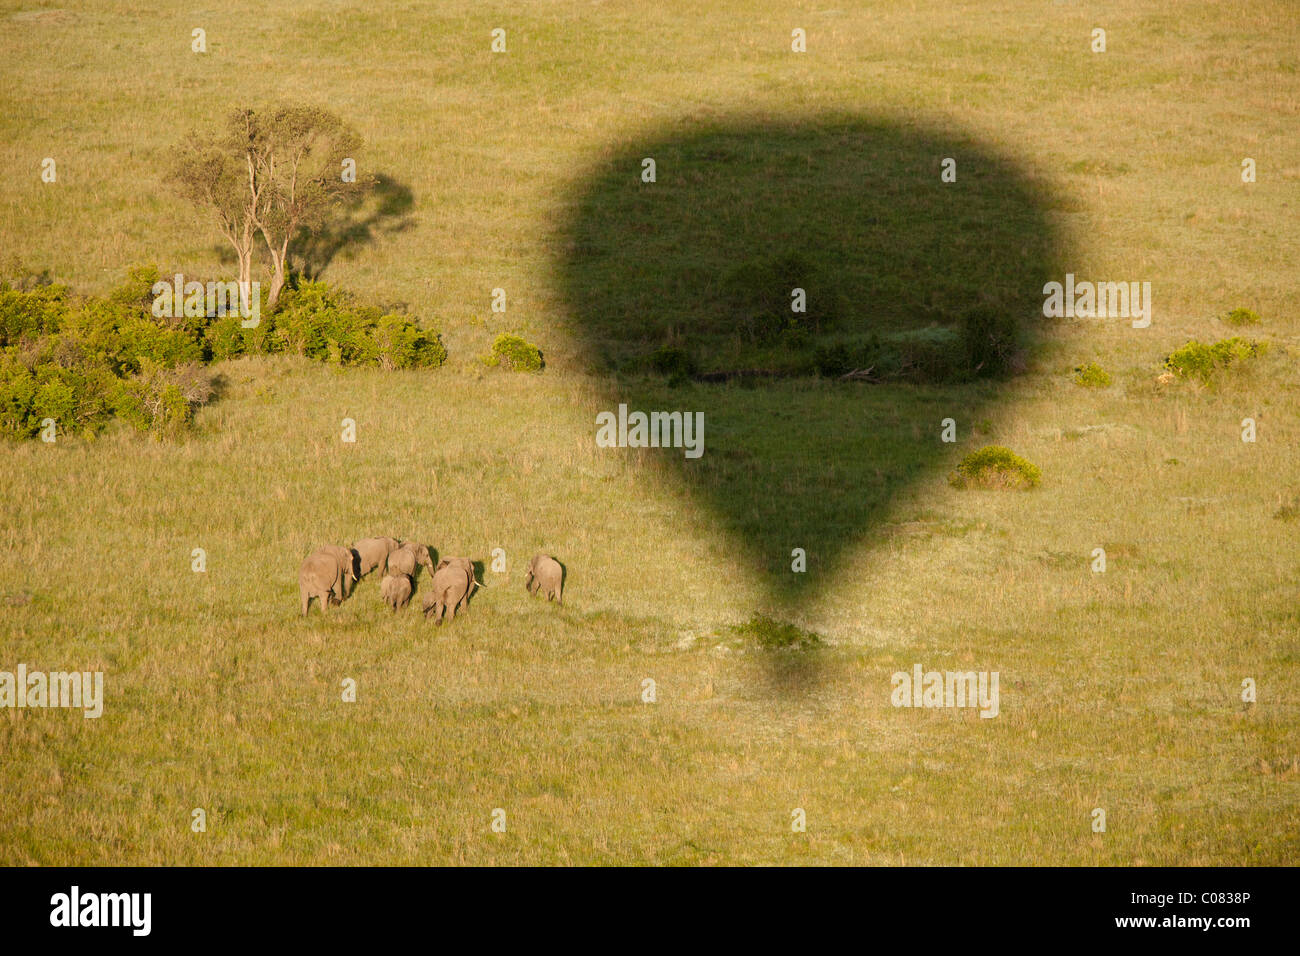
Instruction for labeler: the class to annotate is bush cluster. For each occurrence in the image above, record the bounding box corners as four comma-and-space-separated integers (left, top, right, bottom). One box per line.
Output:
0, 266, 446, 440
720, 253, 837, 347
272, 281, 446, 370
735, 614, 823, 651
812, 326, 966, 382
1164, 337, 1265, 385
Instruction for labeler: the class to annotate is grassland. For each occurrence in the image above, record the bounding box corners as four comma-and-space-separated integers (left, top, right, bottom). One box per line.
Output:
1, 0, 1298, 865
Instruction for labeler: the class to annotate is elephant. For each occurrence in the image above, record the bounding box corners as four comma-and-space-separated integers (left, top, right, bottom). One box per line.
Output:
380, 572, 413, 611
422, 560, 472, 625
353, 537, 401, 578
299, 545, 361, 615
386, 541, 435, 579
524, 553, 564, 605
435, 555, 482, 612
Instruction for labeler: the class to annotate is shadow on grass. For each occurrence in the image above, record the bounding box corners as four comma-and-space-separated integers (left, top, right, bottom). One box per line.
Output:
208, 172, 415, 282
557, 115, 1070, 633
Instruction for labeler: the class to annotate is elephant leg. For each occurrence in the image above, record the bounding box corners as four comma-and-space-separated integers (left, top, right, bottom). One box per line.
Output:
301, 586, 310, 616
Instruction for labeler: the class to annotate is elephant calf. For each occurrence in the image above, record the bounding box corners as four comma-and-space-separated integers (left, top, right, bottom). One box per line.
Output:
299, 545, 361, 616
380, 572, 413, 611
422, 559, 472, 625
385, 541, 435, 579
525, 553, 564, 605
354, 536, 401, 579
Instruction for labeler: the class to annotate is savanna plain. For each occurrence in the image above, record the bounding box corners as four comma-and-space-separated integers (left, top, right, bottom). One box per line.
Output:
0, 0, 1297, 864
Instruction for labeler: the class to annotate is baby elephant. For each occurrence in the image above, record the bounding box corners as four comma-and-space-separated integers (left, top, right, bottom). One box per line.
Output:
353, 536, 401, 579
422, 558, 472, 625
380, 572, 413, 611
525, 553, 564, 605
385, 541, 435, 579
299, 545, 361, 615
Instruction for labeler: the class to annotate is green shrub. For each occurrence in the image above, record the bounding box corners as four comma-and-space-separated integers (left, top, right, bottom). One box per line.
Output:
0, 350, 122, 440
374, 314, 448, 370
0, 270, 440, 441
950, 445, 1041, 490
961, 306, 1021, 378
721, 253, 836, 345
483, 333, 543, 372
892, 326, 965, 382
112, 360, 215, 439
108, 264, 164, 318
272, 282, 443, 370
272, 281, 354, 359
1221, 307, 1261, 327
1165, 337, 1265, 384
648, 345, 696, 384
0, 282, 70, 347
735, 614, 823, 651
115, 316, 205, 371
814, 341, 854, 377
1073, 361, 1112, 388
204, 314, 249, 362
0, 358, 38, 437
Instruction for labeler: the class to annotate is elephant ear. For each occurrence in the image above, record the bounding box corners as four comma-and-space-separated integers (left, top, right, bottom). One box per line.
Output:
436, 558, 451, 571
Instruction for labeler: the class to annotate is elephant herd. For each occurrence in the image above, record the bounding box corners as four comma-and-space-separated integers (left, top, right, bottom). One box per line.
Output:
297, 537, 564, 624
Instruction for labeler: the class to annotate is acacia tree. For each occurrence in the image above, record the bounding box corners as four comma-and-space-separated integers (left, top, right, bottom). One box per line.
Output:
168, 117, 263, 314
169, 105, 369, 310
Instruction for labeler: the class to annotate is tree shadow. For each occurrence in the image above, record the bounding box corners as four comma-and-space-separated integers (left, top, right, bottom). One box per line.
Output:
208, 172, 416, 281
557, 116, 1070, 615
293, 172, 416, 280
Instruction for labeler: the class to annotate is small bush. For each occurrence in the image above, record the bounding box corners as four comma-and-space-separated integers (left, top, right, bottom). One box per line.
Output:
813, 328, 970, 383
950, 445, 1041, 490
483, 333, 543, 372
814, 342, 854, 377
1073, 361, 1112, 388
892, 326, 965, 382
374, 314, 448, 370
648, 345, 697, 385
1221, 307, 1261, 327
961, 306, 1021, 378
1273, 500, 1300, 521
203, 314, 250, 362
1165, 337, 1265, 385
112, 360, 215, 439
735, 614, 823, 651
0, 282, 70, 347
721, 253, 837, 345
